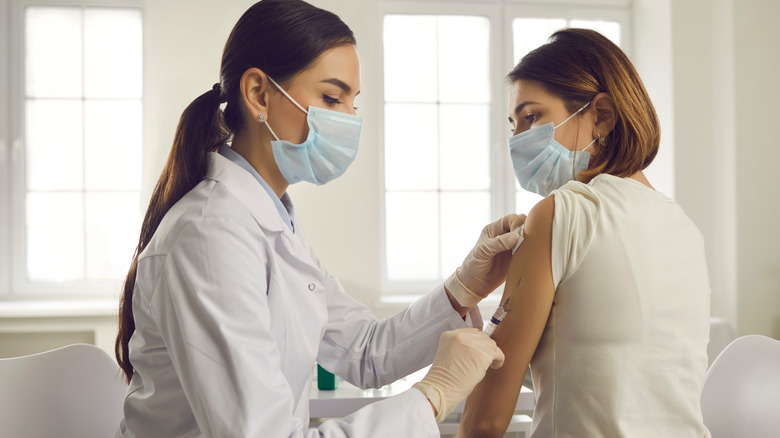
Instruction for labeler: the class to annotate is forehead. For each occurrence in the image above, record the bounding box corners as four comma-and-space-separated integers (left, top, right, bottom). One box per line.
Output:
510, 79, 557, 103
295, 44, 361, 88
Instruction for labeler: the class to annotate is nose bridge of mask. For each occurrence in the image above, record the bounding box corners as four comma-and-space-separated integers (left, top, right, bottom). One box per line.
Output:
305, 107, 362, 180
308, 106, 362, 144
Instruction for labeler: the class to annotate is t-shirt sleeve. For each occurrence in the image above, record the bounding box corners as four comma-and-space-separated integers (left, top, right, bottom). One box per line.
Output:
550, 182, 601, 286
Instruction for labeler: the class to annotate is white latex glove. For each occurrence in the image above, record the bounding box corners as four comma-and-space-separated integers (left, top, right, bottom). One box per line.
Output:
412, 328, 505, 422
445, 214, 526, 307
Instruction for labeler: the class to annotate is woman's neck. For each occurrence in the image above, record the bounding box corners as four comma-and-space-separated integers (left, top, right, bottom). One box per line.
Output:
231, 130, 289, 198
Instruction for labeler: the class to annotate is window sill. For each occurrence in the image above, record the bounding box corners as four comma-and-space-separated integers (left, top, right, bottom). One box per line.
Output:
0, 299, 118, 318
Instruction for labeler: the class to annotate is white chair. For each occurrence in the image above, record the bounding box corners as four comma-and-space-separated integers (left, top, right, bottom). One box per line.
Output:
0, 343, 127, 438
701, 335, 780, 438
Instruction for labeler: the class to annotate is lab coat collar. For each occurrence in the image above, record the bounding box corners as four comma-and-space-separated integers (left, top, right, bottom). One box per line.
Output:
205, 152, 287, 233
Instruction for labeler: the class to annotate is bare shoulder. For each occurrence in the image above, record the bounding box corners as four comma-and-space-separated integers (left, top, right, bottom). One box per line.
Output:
525, 195, 555, 232
506, 195, 555, 294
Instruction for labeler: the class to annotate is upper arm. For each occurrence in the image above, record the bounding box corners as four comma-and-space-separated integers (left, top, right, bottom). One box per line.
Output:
459, 196, 556, 437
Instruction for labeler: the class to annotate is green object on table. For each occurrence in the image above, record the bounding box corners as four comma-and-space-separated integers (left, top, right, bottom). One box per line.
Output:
317, 363, 338, 390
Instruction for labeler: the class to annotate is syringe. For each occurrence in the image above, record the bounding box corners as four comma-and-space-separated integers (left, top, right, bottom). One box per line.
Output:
483, 297, 510, 337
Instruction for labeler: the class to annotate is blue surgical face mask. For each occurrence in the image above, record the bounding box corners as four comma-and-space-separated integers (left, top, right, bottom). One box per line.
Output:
264, 77, 362, 186
508, 101, 596, 197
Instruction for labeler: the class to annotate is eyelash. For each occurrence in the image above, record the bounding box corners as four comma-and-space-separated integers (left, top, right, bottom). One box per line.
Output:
322, 94, 359, 111
524, 113, 539, 124
322, 94, 342, 106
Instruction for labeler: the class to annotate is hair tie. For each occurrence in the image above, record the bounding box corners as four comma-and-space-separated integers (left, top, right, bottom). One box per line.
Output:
212, 82, 227, 103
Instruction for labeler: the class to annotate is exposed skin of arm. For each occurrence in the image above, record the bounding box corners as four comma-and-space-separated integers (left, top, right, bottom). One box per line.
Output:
457, 196, 556, 438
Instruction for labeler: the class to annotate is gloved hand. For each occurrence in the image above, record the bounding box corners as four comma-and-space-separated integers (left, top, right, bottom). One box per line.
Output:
412, 328, 505, 422
445, 214, 526, 307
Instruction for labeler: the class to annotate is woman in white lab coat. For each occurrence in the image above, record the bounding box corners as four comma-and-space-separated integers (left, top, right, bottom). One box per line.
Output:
114, 1, 522, 437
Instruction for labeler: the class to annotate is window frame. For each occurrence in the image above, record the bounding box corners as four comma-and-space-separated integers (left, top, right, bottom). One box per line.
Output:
379, 0, 631, 295
5, 0, 143, 299
1, 0, 11, 299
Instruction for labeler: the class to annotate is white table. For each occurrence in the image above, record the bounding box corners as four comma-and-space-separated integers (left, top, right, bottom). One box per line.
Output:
309, 367, 535, 419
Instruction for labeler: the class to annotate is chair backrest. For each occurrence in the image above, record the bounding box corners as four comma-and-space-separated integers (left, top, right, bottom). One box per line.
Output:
701, 334, 780, 438
0, 343, 127, 438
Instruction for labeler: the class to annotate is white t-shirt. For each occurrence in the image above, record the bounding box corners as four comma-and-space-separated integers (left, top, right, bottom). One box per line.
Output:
529, 174, 711, 438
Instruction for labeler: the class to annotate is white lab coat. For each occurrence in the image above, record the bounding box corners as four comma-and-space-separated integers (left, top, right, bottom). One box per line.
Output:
119, 152, 481, 437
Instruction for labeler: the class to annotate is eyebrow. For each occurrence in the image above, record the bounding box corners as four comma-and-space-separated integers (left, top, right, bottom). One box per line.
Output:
508, 101, 539, 125
320, 78, 360, 96
513, 101, 539, 116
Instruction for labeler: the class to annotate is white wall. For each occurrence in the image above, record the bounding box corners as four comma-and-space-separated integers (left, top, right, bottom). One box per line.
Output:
670, 0, 780, 338
669, 0, 738, 327
733, 0, 780, 337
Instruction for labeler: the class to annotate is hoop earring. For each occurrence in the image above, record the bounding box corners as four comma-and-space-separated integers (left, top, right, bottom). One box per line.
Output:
257, 114, 266, 122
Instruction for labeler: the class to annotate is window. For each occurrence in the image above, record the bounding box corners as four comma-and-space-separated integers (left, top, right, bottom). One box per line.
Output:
4, 3, 143, 297
383, 14, 492, 285
381, 1, 629, 292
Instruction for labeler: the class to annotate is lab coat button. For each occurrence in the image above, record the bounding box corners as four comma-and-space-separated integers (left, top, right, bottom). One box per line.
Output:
308, 283, 316, 291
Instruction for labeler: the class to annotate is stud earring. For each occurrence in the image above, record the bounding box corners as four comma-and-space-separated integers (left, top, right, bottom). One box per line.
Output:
597, 133, 606, 146
257, 114, 266, 122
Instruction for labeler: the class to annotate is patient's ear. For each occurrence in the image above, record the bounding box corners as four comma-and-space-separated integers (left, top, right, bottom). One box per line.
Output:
591, 92, 618, 138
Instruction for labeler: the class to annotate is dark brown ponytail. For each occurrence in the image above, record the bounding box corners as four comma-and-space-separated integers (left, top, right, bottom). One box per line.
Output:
115, 0, 355, 382
115, 87, 228, 380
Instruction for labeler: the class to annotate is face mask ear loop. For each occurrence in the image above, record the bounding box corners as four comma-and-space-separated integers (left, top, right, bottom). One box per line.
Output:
572, 130, 597, 180
554, 101, 591, 129
266, 76, 308, 114
264, 120, 281, 142
581, 138, 597, 153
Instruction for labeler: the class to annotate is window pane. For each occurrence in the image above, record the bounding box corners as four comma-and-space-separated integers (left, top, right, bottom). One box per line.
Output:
27, 192, 84, 282
25, 7, 82, 98
439, 104, 490, 190
86, 192, 141, 280
440, 192, 490, 278
384, 15, 438, 102
512, 18, 567, 64
386, 192, 439, 281
385, 103, 438, 190
569, 20, 621, 46
438, 16, 489, 104
85, 100, 142, 190
516, 188, 543, 215
25, 99, 84, 191
84, 8, 142, 99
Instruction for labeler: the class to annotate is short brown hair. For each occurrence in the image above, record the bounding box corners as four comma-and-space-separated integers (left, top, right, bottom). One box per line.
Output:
507, 28, 660, 183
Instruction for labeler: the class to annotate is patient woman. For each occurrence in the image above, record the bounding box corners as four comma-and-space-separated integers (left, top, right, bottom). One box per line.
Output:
458, 28, 711, 437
